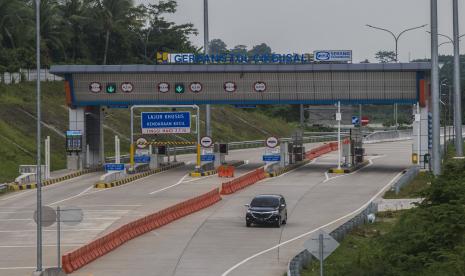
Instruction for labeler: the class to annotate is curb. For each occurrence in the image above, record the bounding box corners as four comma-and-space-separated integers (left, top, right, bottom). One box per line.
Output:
189, 160, 246, 177
267, 160, 311, 178
189, 170, 217, 177
328, 160, 370, 174
8, 167, 103, 191
95, 162, 185, 189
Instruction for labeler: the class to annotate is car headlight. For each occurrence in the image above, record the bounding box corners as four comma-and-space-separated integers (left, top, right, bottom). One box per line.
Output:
246, 209, 251, 214
271, 210, 279, 215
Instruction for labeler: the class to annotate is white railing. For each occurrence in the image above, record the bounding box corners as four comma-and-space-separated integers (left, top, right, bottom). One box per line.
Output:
0, 69, 62, 84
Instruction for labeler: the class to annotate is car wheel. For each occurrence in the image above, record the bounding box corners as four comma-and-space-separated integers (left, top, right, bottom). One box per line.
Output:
246, 221, 251, 227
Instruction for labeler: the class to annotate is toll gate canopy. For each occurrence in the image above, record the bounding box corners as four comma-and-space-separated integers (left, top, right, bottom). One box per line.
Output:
50, 63, 431, 107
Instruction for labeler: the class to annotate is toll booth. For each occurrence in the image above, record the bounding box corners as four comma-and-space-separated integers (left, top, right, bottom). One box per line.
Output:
67, 107, 104, 170
350, 128, 364, 166
149, 145, 167, 169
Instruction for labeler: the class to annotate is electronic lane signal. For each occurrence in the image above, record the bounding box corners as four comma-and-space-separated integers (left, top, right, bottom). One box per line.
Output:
106, 83, 117, 93
175, 83, 185, 94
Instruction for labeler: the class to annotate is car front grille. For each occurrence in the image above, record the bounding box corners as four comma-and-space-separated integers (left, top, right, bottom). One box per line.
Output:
251, 212, 273, 220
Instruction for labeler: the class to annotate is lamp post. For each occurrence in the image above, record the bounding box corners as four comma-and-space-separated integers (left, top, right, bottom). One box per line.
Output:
34, 0, 43, 274
430, 0, 441, 175
204, 0, 212, 137
366, 24, 428, 62
430, 29, 464, 156
366, 23, 427, 131
452, 0, 462, 156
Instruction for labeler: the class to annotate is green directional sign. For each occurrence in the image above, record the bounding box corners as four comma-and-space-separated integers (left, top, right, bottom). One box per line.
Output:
106, 83, 117, 93
175, 83, 185, 94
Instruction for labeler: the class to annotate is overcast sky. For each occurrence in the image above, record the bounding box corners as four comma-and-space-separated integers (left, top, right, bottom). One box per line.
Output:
137, 0, 463, 62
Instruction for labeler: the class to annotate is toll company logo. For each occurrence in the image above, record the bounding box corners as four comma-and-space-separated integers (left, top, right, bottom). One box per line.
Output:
189, 82, 203, 93
224, 81, 237, 92
89, 82, 102, 93
158, 82, 170, 93
315, 51, 330, 60
120, 82, 134, 93
253, 81, 267, 92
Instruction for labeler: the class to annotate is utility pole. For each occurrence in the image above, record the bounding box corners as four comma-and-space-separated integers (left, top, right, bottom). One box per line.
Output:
204, 0, 212, 137
431, 0, 441, 175
452, 0, 463, 156
34, 0, 43, 274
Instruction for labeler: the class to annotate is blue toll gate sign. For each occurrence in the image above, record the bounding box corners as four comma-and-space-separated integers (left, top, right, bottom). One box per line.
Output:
105, 163, 125, 171
263, 155, 281, 162
141, 112, 191, 134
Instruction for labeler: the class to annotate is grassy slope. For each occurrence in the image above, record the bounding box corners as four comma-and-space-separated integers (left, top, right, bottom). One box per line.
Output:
302, 211, 402, 276
383, 171, 433, 199
0, 82, 295, 182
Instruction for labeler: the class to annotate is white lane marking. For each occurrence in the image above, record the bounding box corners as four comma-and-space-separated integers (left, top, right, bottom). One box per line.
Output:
0, 229, 105, 233
182, 173, 218, 183
47, 169, 175, 206
0, 172, 103, 203
323, 156, 382, 183
0, 244, 83, 248
149, 174, 189, 195
78, 204, 142, 207
221, 170, 404, 276
47, 185, 94, 206
0, 190, 35, 202
0, 217, 118, 221
0, 266, 52, 270
274, 159, 316, 179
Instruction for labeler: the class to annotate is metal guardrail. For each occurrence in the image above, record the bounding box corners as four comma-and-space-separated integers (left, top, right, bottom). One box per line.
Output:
105, 135, 346, 163
363, 130, 413, 144
0, 183, 7, 193
287, 202, 378, 276
389, 167, 420, 195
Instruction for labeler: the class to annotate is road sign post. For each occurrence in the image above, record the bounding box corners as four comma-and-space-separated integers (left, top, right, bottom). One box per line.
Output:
304, 230, 340, 276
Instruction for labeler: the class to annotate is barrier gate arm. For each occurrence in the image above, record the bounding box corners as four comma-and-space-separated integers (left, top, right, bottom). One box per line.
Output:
130, 105, 200, 170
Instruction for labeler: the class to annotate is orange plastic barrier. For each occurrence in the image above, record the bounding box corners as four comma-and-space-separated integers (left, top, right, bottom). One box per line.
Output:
304, 140, 348, 161
220, 168, 266, 195
218, 165, 235, 178
62, 188, 222, 273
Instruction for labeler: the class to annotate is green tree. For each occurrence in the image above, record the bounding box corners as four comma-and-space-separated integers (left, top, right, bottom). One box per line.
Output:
230, 44, 248, 56
208, 38, 227, 54
40, 0, 67, 66
375, 50, 396, 63
59, 0, 91, 63
143, 0, 198, 62
248, 43, 272, 56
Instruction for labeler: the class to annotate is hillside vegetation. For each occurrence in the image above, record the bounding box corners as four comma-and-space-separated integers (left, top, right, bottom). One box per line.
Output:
304, 158, 465, 276
0, 82, 296, 182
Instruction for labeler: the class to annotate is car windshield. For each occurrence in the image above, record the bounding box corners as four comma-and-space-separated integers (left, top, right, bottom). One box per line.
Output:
250, 197, 279, 208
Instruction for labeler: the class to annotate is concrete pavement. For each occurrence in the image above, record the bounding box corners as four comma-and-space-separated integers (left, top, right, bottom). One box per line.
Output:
74, 141, 411, 276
